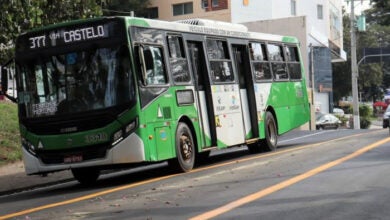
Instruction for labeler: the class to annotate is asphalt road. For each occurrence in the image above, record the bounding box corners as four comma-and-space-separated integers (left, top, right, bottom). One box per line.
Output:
1, 128, 390, 220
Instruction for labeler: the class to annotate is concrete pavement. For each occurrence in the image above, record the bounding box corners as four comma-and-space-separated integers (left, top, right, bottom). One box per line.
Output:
0, 119, 385, 196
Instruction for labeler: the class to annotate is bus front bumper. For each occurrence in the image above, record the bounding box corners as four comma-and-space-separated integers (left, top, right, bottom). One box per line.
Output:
22, 133, 145, 175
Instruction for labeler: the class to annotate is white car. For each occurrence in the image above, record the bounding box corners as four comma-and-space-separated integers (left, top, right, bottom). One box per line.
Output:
316, 113, 342, 130
382, 105, 390, 128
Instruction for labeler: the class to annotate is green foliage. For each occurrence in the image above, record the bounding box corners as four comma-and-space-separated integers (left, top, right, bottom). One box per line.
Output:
346, 104, 373, 129
359, 104, 372, 129
359, 104, 372, 118
335, 114, 349, 127
333, 5, 390, 105
366, 0, 390, 26
0, 102, 21, 164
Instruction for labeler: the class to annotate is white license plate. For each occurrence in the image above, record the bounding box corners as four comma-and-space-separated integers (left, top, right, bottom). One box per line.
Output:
64, 155, 83, 163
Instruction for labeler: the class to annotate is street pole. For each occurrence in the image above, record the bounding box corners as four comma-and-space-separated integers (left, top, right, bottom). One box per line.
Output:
351, 0, 360, 129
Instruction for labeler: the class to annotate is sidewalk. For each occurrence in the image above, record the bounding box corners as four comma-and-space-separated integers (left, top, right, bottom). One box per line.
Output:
0, 161, 73, 196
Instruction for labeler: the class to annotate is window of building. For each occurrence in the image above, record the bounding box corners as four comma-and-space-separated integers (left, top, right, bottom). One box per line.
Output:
202, 0, 208, 8
142, 7, 158, 19
173, 2, 193, 16
212, 0, 219, 7
291, 0, 296, 16
317, 4, 323, 20
249, 42, 272, 81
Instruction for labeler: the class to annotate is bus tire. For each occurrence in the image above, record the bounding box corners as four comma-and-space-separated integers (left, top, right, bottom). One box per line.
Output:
169, 122, 195, 172
71, 168, 100, 185
260, 112, 278, 151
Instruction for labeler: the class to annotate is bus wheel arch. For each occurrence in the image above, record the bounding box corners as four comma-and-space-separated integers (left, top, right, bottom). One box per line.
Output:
261, 108, 278, 151
168, 119, 196, 172
177, 117, 210, 163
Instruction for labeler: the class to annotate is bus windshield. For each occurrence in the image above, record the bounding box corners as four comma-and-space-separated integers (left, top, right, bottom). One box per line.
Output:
17, 45, 135, 118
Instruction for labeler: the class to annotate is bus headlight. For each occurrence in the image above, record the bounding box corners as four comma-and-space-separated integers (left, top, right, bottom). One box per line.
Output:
125, 120, 136, 133
111, 118, 137, 146
22, 138, 36, 155
112, 130, 124, 146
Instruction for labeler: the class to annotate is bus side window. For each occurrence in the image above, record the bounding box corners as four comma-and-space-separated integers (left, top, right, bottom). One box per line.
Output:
139, 45, 168, 86
268, 43, 288, 81
207, 39, 234, 83
285, 45, 302, 80
249, 42, 272, 81
167, 35, 191, 84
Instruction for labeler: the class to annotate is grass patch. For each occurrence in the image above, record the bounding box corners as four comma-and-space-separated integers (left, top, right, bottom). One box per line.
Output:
0, 101, 21, 165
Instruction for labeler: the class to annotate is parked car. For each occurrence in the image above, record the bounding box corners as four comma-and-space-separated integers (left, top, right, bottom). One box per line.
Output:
382, 105, 390, 128
333, 108, 344, 116
316, 113, 342, 130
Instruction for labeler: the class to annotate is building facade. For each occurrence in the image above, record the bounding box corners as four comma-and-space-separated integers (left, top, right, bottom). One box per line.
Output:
145, 0, 346, 128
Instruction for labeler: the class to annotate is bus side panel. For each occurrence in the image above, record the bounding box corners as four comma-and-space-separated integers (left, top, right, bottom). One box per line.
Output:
173, 87, 205, 155
289, 81, 310, 128
270, 82, 293, 134
240, 89, 253, 139
198, 90, 213, 147
139, 88, 176, 161
212, 84, 245, 147
254, 83, 271, 138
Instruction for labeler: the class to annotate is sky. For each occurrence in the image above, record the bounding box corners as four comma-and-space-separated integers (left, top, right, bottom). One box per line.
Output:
343, 0, 372, 15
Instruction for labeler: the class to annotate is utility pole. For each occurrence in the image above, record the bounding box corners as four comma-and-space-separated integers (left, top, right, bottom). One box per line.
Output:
351, 0, 360, 129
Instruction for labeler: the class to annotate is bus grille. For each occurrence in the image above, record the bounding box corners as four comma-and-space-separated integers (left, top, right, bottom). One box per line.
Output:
37, 144, 108, 165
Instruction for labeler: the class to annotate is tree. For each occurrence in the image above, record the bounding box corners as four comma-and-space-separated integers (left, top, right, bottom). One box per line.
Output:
0, 0, 103, 64
332, 2, 390, 105
0, 0, 152, 64
332, 11, 352, 104
366, 0, 390, 26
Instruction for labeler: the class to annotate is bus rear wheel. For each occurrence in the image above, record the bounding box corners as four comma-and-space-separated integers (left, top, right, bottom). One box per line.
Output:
260, 112, 277, 151
169, 122, 195, 172
71, 167, 100, 185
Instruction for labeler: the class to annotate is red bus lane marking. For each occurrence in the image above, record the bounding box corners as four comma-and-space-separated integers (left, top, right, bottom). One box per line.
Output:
0, 130, 384, 220
189, 137, 390, 220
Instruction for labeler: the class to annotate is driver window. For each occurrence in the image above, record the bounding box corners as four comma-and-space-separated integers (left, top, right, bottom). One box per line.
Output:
141, 45, 167, 85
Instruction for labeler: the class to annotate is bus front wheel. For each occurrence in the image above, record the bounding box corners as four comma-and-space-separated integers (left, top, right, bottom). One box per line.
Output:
169, 122, 195, 172
260, 112, 278, 151
71, 167, 100, 185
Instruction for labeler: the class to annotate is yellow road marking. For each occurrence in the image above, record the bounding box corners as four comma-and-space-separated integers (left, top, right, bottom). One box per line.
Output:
0, 130, 384, 219
189, 136, 390, 220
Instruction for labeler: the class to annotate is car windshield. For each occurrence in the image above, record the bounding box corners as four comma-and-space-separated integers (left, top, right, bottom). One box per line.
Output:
17, 45, 135, 118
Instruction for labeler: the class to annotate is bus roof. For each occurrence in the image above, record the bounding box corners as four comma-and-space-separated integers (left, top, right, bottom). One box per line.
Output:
19, 16, 299, 45
123, 16, 299, 44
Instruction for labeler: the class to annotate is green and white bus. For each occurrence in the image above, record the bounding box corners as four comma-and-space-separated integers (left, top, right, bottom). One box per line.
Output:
1, 17, 310, 184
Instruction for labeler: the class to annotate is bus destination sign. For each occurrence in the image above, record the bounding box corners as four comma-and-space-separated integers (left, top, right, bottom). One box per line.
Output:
23, 23, 111, 50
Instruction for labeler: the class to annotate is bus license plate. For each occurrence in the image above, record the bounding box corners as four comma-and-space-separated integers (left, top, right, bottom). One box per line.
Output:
64, 155, 83, 163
